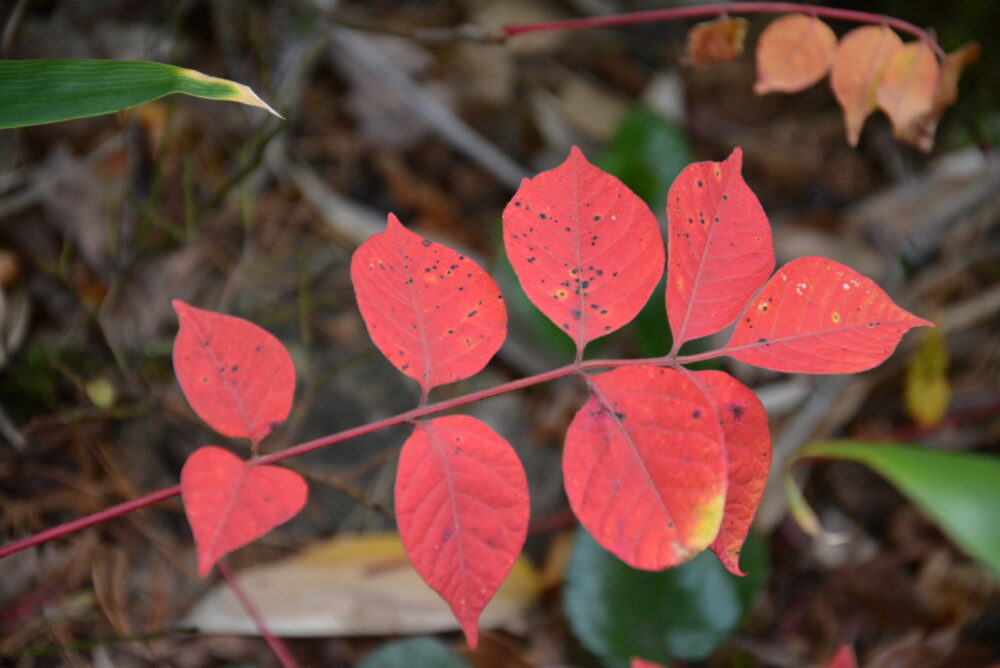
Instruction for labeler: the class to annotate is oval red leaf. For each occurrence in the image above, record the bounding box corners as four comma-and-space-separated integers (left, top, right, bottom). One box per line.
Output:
666, 148, 773, 348
395, 415, 529, 648
694, 371, 771, 576
503, 146, 664, 354
181, 445, 307, 576
724, 257, 933, 373
173, 300, 296, 444
563, 366, 727, 571
351, 214, 506, 395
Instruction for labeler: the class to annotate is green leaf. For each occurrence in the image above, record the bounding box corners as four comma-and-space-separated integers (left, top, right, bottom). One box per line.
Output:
597, 108, 693, 358
0, 60, 281, 129
798, 441, 1000, 580
357, 637, 471, 668
597, 107, 693, 208
564, 529, 768, 667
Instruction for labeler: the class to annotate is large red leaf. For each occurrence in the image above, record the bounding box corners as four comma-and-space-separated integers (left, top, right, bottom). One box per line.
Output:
694, 371, 770, 576
395, 415, 529, 648
503, 146, 664, 354
173, 300, 295, 444
823, 645, 858, 668
666, 148, 773, 348
351, 214, 506, 395
181, 445, 307, 576
724, 257, 932, 373
564, 366, 727, 571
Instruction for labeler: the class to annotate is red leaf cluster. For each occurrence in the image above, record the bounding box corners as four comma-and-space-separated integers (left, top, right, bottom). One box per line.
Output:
171, 146, 930, 647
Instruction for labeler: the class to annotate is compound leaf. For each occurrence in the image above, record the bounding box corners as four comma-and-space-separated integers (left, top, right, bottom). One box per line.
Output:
181, 446, 307, 576
830, 25, 904, 146
173, 300, 296, 444
724, 257, 932, 373
754, 14, 837, 95
395, 415, 529, 649
563, 366, 726, 571
503, 147, 664, 355
876, 41, 939, 141
665, 148, 773, 347
351, 214, 506, 395
695, 371, 771, 576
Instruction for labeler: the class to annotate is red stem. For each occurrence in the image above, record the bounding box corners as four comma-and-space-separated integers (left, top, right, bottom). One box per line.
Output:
217, 559, 300, 668
0, 349, 730, 561
503, 2, 946, 59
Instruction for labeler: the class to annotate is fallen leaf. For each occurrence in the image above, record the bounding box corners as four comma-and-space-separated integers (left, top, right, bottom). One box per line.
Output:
830, 25, 904, 145
685, 16, 749, 67
905, 325, 949, 428
181, 533, 540, 637
754, 14, 837, 94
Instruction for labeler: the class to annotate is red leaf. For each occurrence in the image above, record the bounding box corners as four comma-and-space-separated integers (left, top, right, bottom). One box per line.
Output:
564, 366, 727, 571
822, 645, 858, 668
181, 446, 307, 576
172, 301, 295, 444
665, 148, 773, 348
351, 214, 506, 395
395, 415, 529, 648
632, 659, 669, 668
694, 371, 771, 576
503, 147, 664, 354
724, 257, 932, 373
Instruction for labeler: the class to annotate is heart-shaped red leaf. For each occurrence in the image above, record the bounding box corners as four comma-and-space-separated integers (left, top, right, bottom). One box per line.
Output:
173, 301, 295, 444
694, 371, 771, 576
503, 146, 664, 354
564, 366, 727, 571
395, 415, 529, 649
181, 446, 307, 576
724, 257, 932, 373
351, 214, 506, 395
666, 148, 773, 348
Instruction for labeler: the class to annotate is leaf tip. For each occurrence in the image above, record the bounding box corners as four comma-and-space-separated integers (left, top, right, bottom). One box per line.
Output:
386, 212, 403, 231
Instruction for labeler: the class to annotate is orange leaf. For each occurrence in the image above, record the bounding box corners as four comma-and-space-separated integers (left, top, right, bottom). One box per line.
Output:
897, 42, 980, 152
754, 14, 837, 95
876, 41, 939, 140
830, 25, 904, 146
685, 16, 749, 67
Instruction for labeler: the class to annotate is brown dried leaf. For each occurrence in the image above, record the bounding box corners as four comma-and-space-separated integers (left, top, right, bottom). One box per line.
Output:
830, 25, 904, 146
896, 42, 981, 152
685, 16, 749, 67
754, 14, 837, 95
877, 41, 939, 140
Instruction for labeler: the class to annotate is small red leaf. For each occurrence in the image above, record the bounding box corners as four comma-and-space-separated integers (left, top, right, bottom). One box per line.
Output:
395, 415, 529, 648
351, 214, 506, 394
666, 148, 773, 347
172, 301, 295, 444
564, 366, 727, 571
181, 446, 307, 576
503, 147, 664, 354
822, 645, 858, 668
695, 371, 771, 576
724, 257, 933, 373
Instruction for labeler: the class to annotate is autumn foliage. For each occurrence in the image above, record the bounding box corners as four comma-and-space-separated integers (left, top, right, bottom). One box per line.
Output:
169, 146, 931, 647
686, 12, 978, 150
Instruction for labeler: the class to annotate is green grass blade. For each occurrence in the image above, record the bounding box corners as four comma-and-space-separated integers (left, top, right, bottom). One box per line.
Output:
799, 441, 1000, 579
0, 59, 281, 129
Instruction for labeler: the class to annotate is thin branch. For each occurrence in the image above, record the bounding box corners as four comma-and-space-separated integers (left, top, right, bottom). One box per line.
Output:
502, 2, 945, 59
0, 349, 736, 560
217, 559, 299, 668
